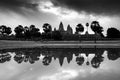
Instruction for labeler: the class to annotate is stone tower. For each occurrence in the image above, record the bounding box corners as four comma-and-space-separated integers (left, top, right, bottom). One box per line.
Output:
67, 24, 73, 34
58, 22, 65, 34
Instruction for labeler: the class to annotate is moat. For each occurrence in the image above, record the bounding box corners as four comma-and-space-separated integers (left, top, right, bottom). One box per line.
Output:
0, 47, 120, 80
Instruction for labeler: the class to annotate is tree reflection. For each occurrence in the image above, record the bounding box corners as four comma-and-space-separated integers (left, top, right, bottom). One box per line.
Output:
42, 55, 52, 66
107, 48, 120, 60
91, 49, 104, 68
14, 52, 24, 64
91, 54, 104, 68
76, 56, 85, 66
0, 48, 120, 69
86, 53, 90, 66
0, 52, 11, 63
13, 49, 41, 64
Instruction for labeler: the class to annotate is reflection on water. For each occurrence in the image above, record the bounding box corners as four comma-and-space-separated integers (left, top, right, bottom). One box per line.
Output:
0, 47, 120, 80
0, 48, 120, 68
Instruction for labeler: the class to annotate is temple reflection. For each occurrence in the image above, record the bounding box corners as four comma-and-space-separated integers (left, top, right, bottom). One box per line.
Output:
0, 47, 120, 68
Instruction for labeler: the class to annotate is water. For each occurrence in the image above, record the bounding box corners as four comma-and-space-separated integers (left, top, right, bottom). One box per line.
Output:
0, 47, 120, 80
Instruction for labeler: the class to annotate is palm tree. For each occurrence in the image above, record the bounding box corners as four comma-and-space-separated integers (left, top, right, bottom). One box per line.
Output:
86, 23, 89, 33
76, 24, 84, 41
91, 21, 103, 43
43, 23, 52, 34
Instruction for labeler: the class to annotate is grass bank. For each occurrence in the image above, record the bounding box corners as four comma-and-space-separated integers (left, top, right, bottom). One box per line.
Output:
0, 40, 120, 49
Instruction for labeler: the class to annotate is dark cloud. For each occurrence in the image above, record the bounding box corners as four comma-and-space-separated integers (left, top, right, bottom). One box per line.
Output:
51, 0, 120, 15
0, 0, 39, 15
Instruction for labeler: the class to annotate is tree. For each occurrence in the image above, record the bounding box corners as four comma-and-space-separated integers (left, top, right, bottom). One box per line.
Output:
75, 24, 84, 41
14, 25, 24, 38
91, 21, 104, 42
0, 25, 12, 35
24, 26, 30, 39
5, 27, 12, 35
0, 25, 6, 35
43, 23, 52, 34
91, 21, 104, 34
76, 24, 84, 34
107, 27, 120, 38
23, 25, 41, 39
29, 25, 41, 38
42, 23, 52, 40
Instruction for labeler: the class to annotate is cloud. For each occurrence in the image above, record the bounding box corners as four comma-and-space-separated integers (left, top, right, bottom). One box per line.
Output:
39, 1, 85, 20
0, 60, 21, 80
51, 0, 120, 15
0, 0, 40, 15
0, 0, 39, 9
39, 69, 78, 80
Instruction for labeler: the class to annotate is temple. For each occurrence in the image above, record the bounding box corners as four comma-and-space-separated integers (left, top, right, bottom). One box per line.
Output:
58, 22, 73, 35
57, 22, 102, 40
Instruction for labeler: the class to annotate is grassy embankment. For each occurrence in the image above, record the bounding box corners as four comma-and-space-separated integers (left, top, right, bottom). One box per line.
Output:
0, 40, 120, 49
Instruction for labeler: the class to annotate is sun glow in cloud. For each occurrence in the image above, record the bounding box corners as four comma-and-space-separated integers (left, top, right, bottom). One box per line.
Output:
38, 1, 86, 20
38, 69, 78, 80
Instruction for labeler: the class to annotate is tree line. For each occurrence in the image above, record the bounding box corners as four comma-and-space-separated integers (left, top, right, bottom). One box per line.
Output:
0, 21, 120, 41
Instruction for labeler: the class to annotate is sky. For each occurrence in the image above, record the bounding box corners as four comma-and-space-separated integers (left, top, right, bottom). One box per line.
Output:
0, 0, 120, 35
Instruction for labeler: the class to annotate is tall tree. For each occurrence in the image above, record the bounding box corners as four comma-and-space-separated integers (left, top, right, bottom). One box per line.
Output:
42, 23, 52, 40
14, 25, 24, 38
5, 27, 12, 35
107, 27, 120, 38
43, 23, 52, 34
0, 25, 6, 35
29, 25, 40, 38
75, 24, 84, 41
76, 24, 84, 34
91, 21, 104, 34
91, 21, 104, 42
0, 25, 12, 36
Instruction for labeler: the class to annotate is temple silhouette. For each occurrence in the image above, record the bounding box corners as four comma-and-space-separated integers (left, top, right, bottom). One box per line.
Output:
57, 22, 73, 35
57, 22, 102, 40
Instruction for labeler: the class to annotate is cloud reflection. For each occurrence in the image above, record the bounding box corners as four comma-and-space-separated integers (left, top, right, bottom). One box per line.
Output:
39, 69, 78, 80
0, 48, 120, 80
